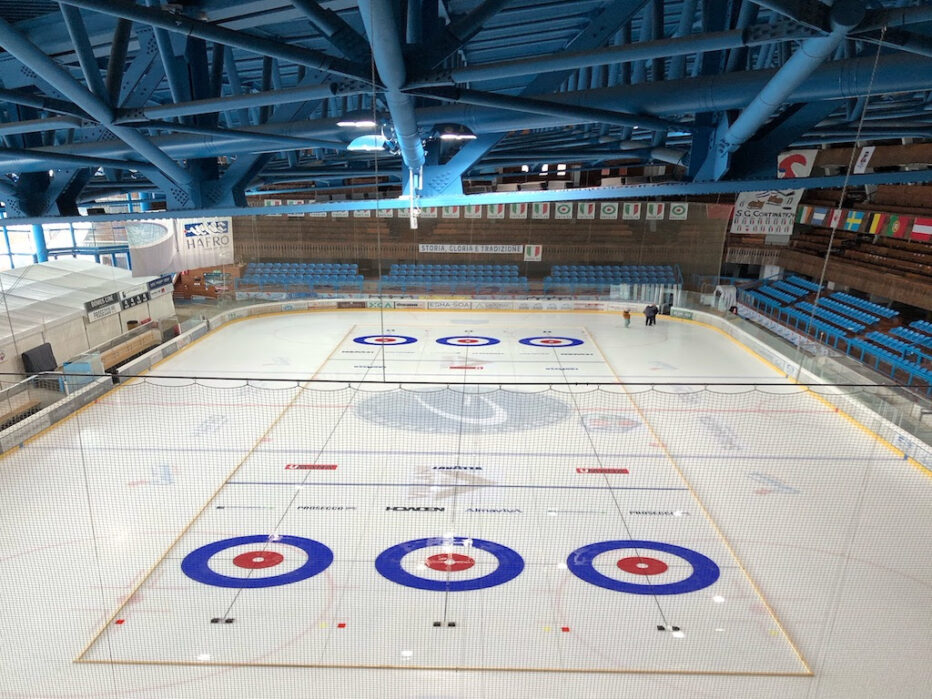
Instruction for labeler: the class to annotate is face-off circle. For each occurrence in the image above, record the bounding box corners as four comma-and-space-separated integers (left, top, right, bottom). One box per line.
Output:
567, 540, 719, 594
353, 334, 418, 346
425, 552, 475, 572
375, 537, 524, 591
519, 336, 584, 347
436, 336, 500, 347
181, 535, 333, 588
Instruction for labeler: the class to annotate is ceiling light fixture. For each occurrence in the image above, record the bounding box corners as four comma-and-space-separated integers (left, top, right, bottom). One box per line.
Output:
434, 123, 477, 141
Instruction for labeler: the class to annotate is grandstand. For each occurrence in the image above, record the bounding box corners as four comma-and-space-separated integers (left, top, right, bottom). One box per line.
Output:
0, 3, 931, 699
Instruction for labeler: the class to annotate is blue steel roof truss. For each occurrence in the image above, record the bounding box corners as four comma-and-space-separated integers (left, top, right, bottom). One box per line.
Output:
0, 0, 926, 220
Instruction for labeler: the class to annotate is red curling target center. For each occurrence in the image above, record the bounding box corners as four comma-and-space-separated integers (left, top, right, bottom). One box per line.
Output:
233, 550, 285, 570
425, 553, 475, 572
458, 338, 479, 343
373, 337, 397, 343
539, 339, 563, 344
616, 556, 668, 576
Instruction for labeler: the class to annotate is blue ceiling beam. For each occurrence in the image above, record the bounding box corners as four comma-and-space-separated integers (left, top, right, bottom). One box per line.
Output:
857, 3, 932, 31
856, 28, 932, 59
222, 45, 252, 128
668, 0, 699, 80
0, 116, 84, 137
4, 47, 927, 170
412, 0, 513, 69
59, 5, 108, 99
0, 147, 164, 174
143, 0, 190, 108
357, 0, 426, 178
11, 166, 932, 225
407, 23, 813, 87
0, 87, 86, 118
751, 0, 831, 32
411, 86, 684, 132
104, 18, 132, 105
708, 0, 865, 180
0, 16, 192, 190
290, 0, 371, 63
58, 0, 372, 82
417, 0, 654, 198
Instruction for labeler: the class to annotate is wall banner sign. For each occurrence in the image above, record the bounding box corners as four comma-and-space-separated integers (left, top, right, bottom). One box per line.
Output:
418, 244, 523, 254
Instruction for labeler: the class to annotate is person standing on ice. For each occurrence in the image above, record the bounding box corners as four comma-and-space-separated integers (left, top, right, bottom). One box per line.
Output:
622, 309, 631, 328
644, 304, 659, 326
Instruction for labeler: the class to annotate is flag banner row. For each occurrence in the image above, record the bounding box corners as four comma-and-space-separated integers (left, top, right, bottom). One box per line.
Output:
796, 205, 932, 242
256, 201, 692, 221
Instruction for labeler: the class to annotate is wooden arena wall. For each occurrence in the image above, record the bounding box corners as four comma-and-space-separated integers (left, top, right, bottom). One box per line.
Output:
231, 203, 731, 283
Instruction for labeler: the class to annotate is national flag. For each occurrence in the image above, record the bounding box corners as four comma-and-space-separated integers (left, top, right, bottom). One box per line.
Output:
883, 214, 911, 238
795, 205, 813, 224
867, 212, 886, 234
524, 244, 542, 262
554, 202, 573, 219
486, 204, 505, 219
420, 206, 437, 218
577, 202, 596, 219
464, 204, 482, 219
668, 203, 689, 220
828, 208, 845, 228
442, 206, 459, 218
532, 202, 551, 219
842, 210, 865, 231
600, 202, 618, 219
910, 216, 932, 242
509, 202, 528, 218
646, 202, 664, 220
810, 207, 828, 226
622, 202, 641, 220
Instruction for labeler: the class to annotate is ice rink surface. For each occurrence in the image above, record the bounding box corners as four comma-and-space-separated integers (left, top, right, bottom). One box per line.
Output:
1, 309, 930, 698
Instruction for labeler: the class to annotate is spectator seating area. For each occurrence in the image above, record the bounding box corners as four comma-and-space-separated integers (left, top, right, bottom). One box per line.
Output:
739, 277, 931, 394
828, 292, 899, 319
378, 264, 529, 293
543, 264, 681, 293
236, 262, 363, 291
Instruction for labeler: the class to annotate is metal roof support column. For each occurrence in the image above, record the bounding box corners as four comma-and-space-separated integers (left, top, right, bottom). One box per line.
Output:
31, 224, 48, 263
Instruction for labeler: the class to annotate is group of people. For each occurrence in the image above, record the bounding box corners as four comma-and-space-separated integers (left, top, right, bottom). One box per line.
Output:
621, 302, 668, 327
